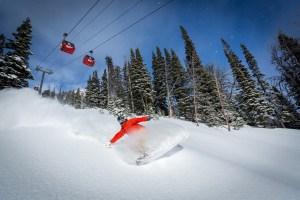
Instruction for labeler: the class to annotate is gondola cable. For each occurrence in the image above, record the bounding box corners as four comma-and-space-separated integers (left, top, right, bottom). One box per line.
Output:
92, 0, 174, 51
70, 0, 114, 41
78, 0, 144, 48
37, 0, 101, 65
53, 0, 174, 73
48, 0, 144, 68
67, 0, 102, 36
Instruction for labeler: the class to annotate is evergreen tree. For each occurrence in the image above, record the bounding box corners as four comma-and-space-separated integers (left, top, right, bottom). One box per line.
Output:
180, 26, 200, 124
164, 48, 174, 117
241, 44, 270, 94
50, 87, 55, 99
85, 71, 101, 108
100, 69, 108, 109
170, 49, 192, 119
106, 64, 127, 113
85, 76, 92, 107
91, 71, 101, 108
0, 34, 5, 56
271, 86, 300, 129
0, 17, 33, 89
74, 88, 82, 109
241, 44, 287, 127
271, 33, 300, 107
180, 26, 223, 126
129, 48, 153, 114
122, 61, 133, 112
222, 39, 273, 127
113, 65, 124, 98
57, 86, 64, 103
59, 90, 65, 103
64, 90, 74, 105
105, 56, 115, 97
152, 47, 167, 115
208, 64, 245, 130
135, 48, 154, 113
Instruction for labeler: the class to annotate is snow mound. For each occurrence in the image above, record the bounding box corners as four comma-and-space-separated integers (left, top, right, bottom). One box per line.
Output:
115, 120, 189, 165
0, 88, 118, 142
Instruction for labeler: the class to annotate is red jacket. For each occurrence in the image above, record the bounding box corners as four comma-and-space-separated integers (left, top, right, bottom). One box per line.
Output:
110, 116, 148, 144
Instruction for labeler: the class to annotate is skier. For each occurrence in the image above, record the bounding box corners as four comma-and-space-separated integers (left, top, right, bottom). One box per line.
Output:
106, 114, 154, 147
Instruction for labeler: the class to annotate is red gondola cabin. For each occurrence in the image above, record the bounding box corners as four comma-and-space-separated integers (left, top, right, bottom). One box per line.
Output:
83, 55, 95, 67
60, 40, 75, 54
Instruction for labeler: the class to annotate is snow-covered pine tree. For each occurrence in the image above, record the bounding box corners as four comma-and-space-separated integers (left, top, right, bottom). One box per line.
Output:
71, 90, 76, 106
0, 34, 5, 75
107, 95, 126, 115
90, 71, 101, 108
129, 48, 154, 114
197, 68, 224, 127
271, 33, 300, 108
85, 75, 92, 107
122, 61, 134, 112
105, 56, 115, 97
59, 91, 66, 104
241, 44, 285, 127
170, 49, 192, 119
74, 88, 82, 109
152, 51, 159, 114
99, 69, 108, 109
50, 88, 55, 99
85, 71, 101, 108
152, 47, 167, 115
180, 26, 200, 124
208, 64, 245, 130
164, 48, 174, 117
0, 34, 5, 56
64, 90, 74, 106
0, 17, 33, 89
129, 48, 140, 112
271, 86, 300, 129
180, 26, 223, 127
57, 87, 64, 104
222, 39, 273, 127
106, 64, 128, 114
113, 65, 124, 99
241, 44, 270, 94
135, 48, 154, 113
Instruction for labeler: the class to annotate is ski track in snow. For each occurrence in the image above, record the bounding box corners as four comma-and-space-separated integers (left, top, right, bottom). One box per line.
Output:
0, 89, 300, 200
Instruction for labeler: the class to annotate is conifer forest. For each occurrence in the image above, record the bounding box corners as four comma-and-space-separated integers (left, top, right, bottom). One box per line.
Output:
1, 17, 300, 130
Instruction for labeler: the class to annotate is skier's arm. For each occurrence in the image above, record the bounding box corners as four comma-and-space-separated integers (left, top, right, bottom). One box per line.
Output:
109, 116, 149, 144
127, 116, 148, 125
110, 128, 126, 144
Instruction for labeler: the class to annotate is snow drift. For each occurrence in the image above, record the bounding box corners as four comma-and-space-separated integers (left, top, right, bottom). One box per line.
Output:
1, 88, 300, 200
115, 120, 189, 165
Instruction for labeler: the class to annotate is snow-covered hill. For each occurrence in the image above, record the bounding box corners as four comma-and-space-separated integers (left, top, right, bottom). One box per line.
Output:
0, 89, 300, 200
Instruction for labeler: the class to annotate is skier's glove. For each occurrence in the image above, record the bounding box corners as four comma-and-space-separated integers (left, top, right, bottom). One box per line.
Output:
106, 142, 112, 148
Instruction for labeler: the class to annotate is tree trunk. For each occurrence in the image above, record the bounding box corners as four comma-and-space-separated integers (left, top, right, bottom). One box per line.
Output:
191, 58, 199, 126
127, 67, 135, 113
213, 66, 230, 131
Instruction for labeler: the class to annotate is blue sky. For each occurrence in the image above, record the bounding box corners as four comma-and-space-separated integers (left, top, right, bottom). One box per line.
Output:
1, 0, 299, 91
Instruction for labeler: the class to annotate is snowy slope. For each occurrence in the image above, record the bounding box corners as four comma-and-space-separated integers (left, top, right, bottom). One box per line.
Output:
0, 89, 300, 200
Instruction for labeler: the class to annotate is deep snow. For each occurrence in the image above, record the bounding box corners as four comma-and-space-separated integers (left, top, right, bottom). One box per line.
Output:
0, 89, 300, 200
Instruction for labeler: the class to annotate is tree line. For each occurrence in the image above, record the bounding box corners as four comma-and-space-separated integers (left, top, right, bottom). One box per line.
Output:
1, 17, 299, 129
59, 26, 300, 130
